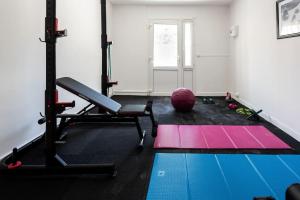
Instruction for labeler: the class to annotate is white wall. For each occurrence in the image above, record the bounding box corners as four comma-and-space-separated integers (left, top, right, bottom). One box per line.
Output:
56, 0, 103, 113
0, 0, 110, 158
0, 0, 45, 159
112, 5, 230, 96
229, 0, 300, 140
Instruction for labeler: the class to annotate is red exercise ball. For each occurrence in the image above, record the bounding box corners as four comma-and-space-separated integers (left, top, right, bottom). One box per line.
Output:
171, 88, 196, 112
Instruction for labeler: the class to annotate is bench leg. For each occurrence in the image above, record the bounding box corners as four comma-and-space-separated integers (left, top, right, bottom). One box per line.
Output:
135, 117, 145, 149
146, 101, 158, 138
148, 105, 158, 138
56, 117, 68, 142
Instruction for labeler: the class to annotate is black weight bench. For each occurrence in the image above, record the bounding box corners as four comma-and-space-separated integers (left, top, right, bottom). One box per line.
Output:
53, 77, 157, 148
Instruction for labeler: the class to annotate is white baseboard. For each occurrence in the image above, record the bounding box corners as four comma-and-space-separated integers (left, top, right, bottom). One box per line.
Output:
112, 90, 150, 96
147, 91, 226, 97
151, 92, 172, 96
195, 92, 226, 97
234, 96, 300, 142
113, 90, 226, 97
0, 133, 43, 160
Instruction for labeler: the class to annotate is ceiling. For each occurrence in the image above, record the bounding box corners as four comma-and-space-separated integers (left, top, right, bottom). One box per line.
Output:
110, 0, 233, 6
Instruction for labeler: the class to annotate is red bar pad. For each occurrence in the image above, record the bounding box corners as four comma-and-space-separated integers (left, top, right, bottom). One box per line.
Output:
244, 126, 290, 149
55, 89, 59, 103
55, 18, 58, 32
201, 126, 236, 149
8, 161, 22, 170
179, 126, 207, 148
154, 125, 180, 148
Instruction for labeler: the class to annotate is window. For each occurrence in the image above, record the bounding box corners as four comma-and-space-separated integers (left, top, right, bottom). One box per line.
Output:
153, 24, 178, 67
184, 22, 193, 67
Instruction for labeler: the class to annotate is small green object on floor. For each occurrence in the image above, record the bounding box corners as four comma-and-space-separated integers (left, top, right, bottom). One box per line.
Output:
236, 107, 252, 116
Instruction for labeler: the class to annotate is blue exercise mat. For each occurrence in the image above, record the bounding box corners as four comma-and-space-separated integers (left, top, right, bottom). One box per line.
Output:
146, 154, 300, 200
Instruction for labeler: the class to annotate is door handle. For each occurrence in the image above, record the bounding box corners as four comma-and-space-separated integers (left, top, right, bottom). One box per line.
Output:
149, 57, 153, 63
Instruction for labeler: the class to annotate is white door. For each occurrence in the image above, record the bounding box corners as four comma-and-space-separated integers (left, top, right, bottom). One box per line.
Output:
149, 20, 194, 96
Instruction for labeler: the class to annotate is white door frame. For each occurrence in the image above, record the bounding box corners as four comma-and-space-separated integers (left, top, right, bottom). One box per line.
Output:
182, 19, 195, 93
148, 19, 181, 96
148, 19, 194, 96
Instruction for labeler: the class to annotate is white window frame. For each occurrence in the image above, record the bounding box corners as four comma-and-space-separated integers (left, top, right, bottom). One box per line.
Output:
149, 19, 181, 70
183, 20, 194, 69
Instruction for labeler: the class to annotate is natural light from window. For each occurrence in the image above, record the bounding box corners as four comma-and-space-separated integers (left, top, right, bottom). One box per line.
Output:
153, 24, 178, 67
184, 22, 192, 67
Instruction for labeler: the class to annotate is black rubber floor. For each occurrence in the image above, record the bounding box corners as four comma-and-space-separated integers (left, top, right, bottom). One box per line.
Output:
0, 96, 299, 200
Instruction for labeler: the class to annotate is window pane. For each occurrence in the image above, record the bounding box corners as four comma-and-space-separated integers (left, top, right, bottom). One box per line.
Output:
153, 24, 178, 67
184, 23, 192, 66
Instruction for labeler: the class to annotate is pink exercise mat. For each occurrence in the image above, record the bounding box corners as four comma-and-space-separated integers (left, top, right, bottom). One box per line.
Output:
154, 125, 291, 149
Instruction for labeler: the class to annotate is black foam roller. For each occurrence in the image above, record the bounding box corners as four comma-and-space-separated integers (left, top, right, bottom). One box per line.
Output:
287, 184, 300, 200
